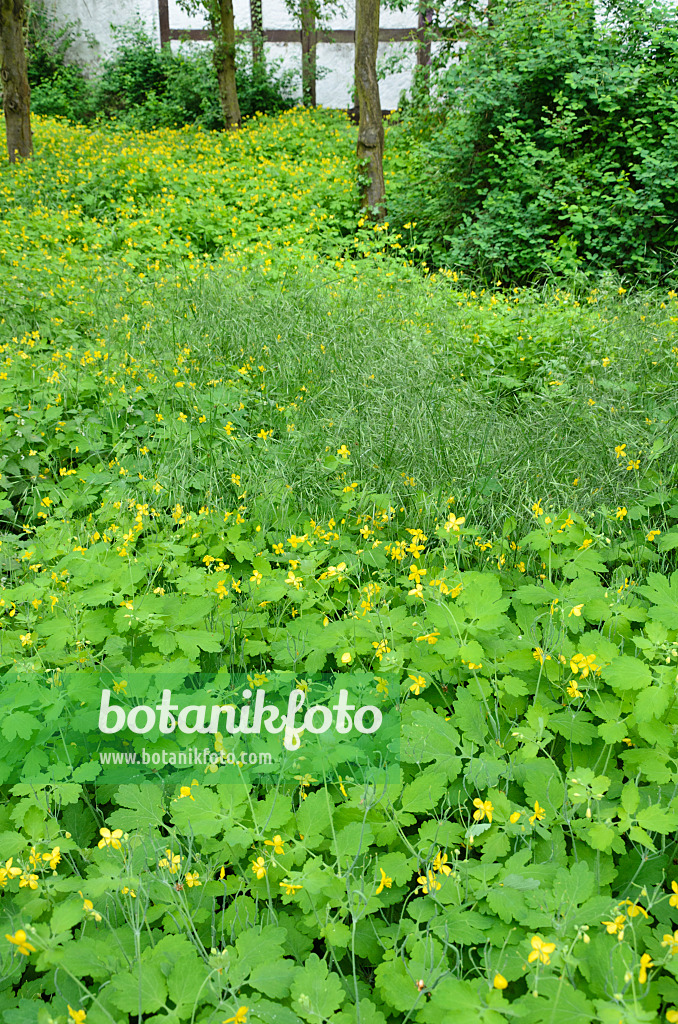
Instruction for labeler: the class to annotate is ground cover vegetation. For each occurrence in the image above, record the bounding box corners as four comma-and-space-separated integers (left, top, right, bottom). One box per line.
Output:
2, 4, 678, 1021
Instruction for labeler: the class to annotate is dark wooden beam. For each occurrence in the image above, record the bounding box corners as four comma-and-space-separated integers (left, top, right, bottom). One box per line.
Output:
167, 27, 428, 44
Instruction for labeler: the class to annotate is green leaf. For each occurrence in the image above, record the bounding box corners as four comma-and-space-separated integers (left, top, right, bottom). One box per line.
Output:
636, 804, 677, 834
621, 781, 639, 815
585, 821, 616, 851
249, 959, 296, 999
638, 570, 678, 628
109, 783, 164, 831
50, 900, 84, 936
420, 978, 500, 1024
2, 712, 39, 742
400, 771, 447, 813
634, 685, 669, 722
290, 953, 345, 1022
108, 963, 167, 1014
167, 958, 210, 1011
375, 957, 420, 1014
603, 656, 652, 691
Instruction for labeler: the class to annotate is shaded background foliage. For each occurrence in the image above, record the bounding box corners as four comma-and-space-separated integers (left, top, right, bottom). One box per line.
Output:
25, 10, 296, 127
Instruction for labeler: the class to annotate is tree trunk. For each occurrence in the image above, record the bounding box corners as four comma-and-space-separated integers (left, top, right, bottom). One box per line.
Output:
415, 6, 432, 99
355, 0, 384, 217
250, 0, 264, 65
0, 0, 32, 163
300, 0, 316, 106
212, 0, 241, 130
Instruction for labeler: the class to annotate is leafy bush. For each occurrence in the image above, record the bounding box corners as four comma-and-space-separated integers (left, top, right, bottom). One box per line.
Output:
390, 0, 678, 282
25, 1, 95, 121
92, 25, 297, 129
25, 7, 297, 128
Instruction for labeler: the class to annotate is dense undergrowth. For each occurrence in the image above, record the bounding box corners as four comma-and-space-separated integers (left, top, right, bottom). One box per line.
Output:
2, 110, 678, 1023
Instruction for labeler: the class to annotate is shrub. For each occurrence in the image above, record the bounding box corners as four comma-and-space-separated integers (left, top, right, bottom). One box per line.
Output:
390, 0, 678, 282
25, 7, 297, 128
25, 0, 95, 121
92, 25, 297, 129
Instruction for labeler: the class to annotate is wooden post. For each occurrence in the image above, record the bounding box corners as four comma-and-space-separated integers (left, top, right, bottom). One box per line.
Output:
158, 0, 170, 46
301, 0, 316, 106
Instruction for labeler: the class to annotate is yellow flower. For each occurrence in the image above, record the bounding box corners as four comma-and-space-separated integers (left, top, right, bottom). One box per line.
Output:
493, 973, 508, 990
82, 897, 102, 922
19, 872, 38, 890
602, 915, 626, 940
670, 880, 678, 908
647, 530, 661, 542
376, 867, 393, 894
20, 633, 32, 646
223, 1008, 248, 1024
570, 652, 600, 678
251, 856, 267, 880
567, 682, 583, 699
264, 835, 285, 855
43, 846, 61, 870
568, 604, 584, 617
97, 827, 124, 850
533, 647, 550, 665
614, 444, 626, 459
285, 571, 302, 589
0, 858, 22, 886
638, 952, 653, 984
663, 930, 678, 954
620, 900, 648, 919
159, 849, 182, 874
527, 935, 555, 965
626, 459, 640, 471
279, 880, 303, 896
532, 499, 544, 517
68, 1008, 86, 1023
509, 811, 521, 824
417, 870, 441, 895
472, 798, 493, 824
408, 674, 427, 695
337, 445, 350, 458
340, 652, 352, 664
372, 639, 391, 661
529, 801, 545, 825
666, 1010, 678, 1023
432, 850, 452, 876
443, 513, 465, 532
5, 930, 36, 955
185, 871, 201, 887
615, 507, 627, 520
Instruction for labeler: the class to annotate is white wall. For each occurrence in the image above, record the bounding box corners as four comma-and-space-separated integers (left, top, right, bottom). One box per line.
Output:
47, 0, 160, 64
49, 0, 423, 108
